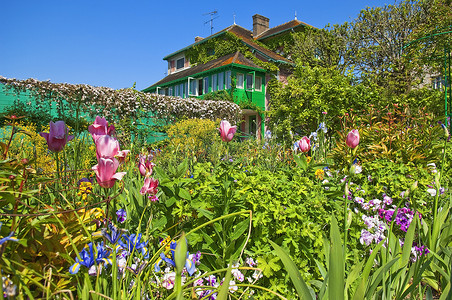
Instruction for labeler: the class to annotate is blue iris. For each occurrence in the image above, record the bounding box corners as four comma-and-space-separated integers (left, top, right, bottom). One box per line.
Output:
118, 233, 149, 259
153, 240, 196, 276
69, 242, 112, 275
93, 223, 124, 244
0, 223, 18, 246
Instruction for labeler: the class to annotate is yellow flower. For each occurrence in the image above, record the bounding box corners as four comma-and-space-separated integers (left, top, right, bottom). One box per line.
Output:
306, 156, 312, 163
315, 169, 325, 180
77, 181, 93, 200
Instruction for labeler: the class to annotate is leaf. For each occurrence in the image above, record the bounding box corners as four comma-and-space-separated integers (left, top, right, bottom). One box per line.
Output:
329, 216, 344, 300
270, 240, 314, 300
176, 159, 189, 178
230, 218, 250, 241
294, 154, 308, 171
178, 188, 191, 200
217, 260, 233, 300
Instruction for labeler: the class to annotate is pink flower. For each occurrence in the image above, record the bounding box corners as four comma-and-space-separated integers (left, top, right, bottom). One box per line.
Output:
39, 121, 74, 152
140, 177, 159, 196
88, 116, 115, 142
346, 129, 360, 149
219, 120, 237, 142
138, 154, 155, 177
298, 136, 311, 153
95, 135, 129, 162
92, 157, 126, 188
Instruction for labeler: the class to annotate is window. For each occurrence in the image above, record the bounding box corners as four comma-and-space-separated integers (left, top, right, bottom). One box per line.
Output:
212, 74, 218, 92
218, 72, 224, 90
203, 77, 209, 94
176, 58, 185, 70
246, 74, 253, 90
225, 71, 232, 89
175, 84, 180, 97
432, 76, 444, 90
198, 79, 203, 95
168, 87, 173, 96
236, 73, 244, 89
189, 78, 198, 96
255, 76, 262, 91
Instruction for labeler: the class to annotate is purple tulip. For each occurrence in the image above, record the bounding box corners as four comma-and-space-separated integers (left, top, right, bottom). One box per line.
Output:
88, 116, 115, 142
219, 120, 237, 142
92, 157, 126, 188
39, 121, 74, 152
346, 129, 360, 149
298, 136, 311, 153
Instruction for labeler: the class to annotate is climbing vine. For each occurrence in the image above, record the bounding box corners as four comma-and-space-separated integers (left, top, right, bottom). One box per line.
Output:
185, 32, 279, 72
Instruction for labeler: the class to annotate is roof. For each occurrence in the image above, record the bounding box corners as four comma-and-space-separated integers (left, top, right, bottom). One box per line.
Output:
163, 24, 293, 65
255, 19, 315, 41
143, 51, 264, 91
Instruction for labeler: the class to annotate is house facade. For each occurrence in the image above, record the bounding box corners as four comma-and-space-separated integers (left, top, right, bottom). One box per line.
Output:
143, 14, 313, 138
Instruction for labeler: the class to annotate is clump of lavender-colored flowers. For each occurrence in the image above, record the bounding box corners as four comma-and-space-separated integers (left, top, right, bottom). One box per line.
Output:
353, 193, 429, 261
192, 257, 262, 299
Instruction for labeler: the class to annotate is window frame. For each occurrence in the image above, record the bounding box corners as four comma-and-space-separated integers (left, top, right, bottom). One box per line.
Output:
255, 76, 262, 91
176, 58, 185, 70
236, 73, 244, 89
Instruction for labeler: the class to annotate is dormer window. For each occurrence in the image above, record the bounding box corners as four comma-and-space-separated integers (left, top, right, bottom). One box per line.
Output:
176, 58, 185, 70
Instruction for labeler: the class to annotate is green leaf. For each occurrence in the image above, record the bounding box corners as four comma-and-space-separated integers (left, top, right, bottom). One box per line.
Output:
329, 216, 344, 300
352, 241, 383, 300
294, 154, 308, 171
270, 240, 314, 300
230, 218, 250, 241
178, 188, 191, 200
176, 159, 188, 178
217, 260, 233, 300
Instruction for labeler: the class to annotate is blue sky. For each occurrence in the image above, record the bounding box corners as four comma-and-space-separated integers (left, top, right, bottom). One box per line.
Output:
1, 0, 394, 91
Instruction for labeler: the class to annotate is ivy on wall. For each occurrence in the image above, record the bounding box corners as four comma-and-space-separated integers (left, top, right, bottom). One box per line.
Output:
185, 32, 279, 72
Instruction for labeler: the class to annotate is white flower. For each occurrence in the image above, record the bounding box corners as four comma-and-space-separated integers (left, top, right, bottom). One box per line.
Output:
427, 188, 437, 197
162, 272, 176, 289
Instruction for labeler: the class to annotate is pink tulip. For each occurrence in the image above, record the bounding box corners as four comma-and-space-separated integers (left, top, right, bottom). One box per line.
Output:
346, 129, 360, 149
140, 177, 159, 196
138, 154, 155, 177
92, 157, 126, 188
95, 135, 129, 162
88, 116, 115, 142
298, 136, 311, 153
219, 120, 237, 142
39, 121, 74, 152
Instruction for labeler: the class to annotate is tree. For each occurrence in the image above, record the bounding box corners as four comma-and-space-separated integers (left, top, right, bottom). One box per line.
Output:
348, 0, 430, 94
291, 24, 352, 73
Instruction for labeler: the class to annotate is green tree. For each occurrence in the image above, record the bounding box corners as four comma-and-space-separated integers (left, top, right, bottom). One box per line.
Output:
267, 65, 381, 142
349, 0, 430, 94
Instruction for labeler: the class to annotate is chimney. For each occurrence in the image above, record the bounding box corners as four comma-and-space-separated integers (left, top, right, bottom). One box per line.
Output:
195, 36, 204, 43
253, 14, 269, 37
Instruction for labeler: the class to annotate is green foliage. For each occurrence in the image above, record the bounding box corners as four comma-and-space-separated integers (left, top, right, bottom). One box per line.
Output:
268, 66, 378, 143
185, 32, 279, 72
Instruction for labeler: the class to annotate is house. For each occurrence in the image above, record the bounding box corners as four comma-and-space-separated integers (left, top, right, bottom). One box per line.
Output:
143, 14, 314, 139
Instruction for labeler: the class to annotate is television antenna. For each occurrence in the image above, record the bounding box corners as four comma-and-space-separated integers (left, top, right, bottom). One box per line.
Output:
204, 10, 219, 35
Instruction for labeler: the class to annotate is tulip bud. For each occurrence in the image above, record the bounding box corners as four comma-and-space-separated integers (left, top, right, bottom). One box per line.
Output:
298, 136, 311, 153
346, 129, 360, 149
